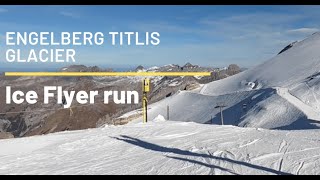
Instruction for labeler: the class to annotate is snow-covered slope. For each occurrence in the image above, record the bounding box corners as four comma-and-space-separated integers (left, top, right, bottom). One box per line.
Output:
125, 32, 320, 130
200, 32, 320, 96
0, 121, 320, 175
128, 88, 318, 130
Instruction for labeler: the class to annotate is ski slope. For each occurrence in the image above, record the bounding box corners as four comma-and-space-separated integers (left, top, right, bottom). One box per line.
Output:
275, 87, 320, 121
0, 120, 320, 175
127, 88, 319, 130
125, 32, 320, 130
200, 32, 320, 96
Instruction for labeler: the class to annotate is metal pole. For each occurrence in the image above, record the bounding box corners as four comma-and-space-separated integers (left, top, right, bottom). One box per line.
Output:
215, 104, 226, 125
145, 96, 148, 123
220, 107, 224, 125
142, 97, 145, 123
167, 105, 169, 120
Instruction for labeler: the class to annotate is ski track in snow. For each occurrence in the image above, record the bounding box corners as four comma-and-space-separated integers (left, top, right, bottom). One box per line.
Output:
239, 139, 261, 148
296, 162, 304, 175
275, 87, 320, 121
0, 121, 320, 175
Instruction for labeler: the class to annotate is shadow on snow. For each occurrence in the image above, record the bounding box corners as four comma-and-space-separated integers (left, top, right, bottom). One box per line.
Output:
112, 135, 292, 175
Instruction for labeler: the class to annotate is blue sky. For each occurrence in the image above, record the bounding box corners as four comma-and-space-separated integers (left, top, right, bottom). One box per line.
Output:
0, 5, 320, 69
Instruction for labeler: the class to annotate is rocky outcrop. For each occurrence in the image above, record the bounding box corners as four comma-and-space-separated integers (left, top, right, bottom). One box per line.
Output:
278, 41, 297, 55
227, 64, 241, 76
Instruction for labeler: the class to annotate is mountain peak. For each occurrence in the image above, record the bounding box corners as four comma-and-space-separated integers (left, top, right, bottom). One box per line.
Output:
183, 62, 199, 69
135, 65, 145, 72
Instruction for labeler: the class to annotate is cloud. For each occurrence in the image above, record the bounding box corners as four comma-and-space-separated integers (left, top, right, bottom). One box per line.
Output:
129, 11, 314, 67
192, 11, 319, 55
199, 12, 304, 28
1, 6, 318, 67
287, 28, 319, 35
59, 11, 80, 18
96, 9, 320, 67
0, 8, 8, 13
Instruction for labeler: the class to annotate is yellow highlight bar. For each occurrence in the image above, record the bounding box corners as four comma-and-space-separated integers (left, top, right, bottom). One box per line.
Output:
5, 72, 211, 77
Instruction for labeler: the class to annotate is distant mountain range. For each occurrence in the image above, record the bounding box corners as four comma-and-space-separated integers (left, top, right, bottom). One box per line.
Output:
0, 63, 242, 139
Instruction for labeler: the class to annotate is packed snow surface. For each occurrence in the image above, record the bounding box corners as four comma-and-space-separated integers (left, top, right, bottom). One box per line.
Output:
0, 121, 320, 175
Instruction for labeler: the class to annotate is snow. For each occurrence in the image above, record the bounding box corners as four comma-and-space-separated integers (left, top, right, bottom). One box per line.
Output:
126, 33, 320, 131
168, 81, 181, 87
124, 32, 320, 130
164, 64, 175, 67
194, 76, 204, 80
275, 87, 320, 121
2, 30, 320, 175
0, 121, 320, 175
152, 115, 166, 122
129, 87, 319, 130
148, 66, 160, 71
151, 76, 163, 85
247, 82, 256, 89
137, 69, 146, 72
201, 33, 320, 96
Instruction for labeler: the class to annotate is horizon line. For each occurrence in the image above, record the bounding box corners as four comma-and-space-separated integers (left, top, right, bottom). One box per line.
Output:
5, 72, 212, 77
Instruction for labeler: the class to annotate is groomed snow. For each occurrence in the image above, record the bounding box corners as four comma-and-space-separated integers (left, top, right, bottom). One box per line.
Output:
0, 121, 320, 175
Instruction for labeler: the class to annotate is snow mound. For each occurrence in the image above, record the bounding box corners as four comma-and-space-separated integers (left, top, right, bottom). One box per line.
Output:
152, 115, 166, 122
